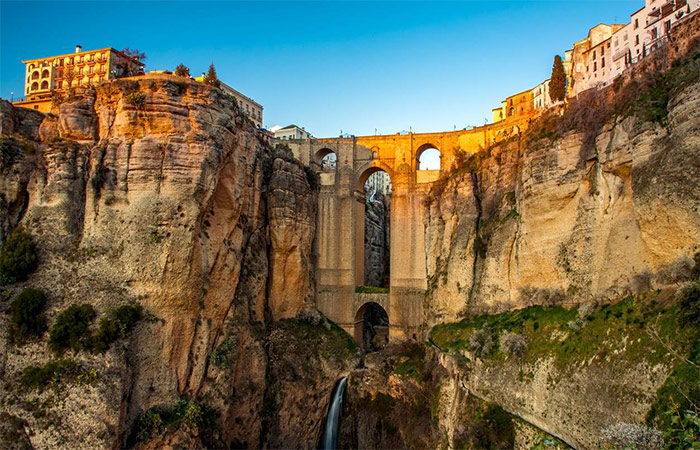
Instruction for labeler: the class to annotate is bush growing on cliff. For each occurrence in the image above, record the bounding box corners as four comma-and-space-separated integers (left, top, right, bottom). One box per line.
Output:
677, 282, 700, 328
126, 92, 146, 109
601, 422, 664, 450
0, 226, 38, 284
49, 304, 96, 354
21, 358, 97, 393
499, 332, 528, 358
128, 400, 216, 446
9, 287, 47, 343
90, 303, 143, 353
469, 327, 495, 357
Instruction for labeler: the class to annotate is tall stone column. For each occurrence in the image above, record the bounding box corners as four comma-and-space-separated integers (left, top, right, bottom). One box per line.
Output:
388, 167, 427, 340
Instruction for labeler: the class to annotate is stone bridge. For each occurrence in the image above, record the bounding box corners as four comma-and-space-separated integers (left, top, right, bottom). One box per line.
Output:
285, 118, 528, 342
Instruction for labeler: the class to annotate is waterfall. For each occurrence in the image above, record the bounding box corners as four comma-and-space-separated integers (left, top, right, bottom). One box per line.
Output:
319, 377, 348, 450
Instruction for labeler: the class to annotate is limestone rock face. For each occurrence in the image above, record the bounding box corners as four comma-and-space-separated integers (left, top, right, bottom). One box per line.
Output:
0, 75, 320, 449
424, 80, 700, 323
267, 156, 317, 320
363, 191, 390, 287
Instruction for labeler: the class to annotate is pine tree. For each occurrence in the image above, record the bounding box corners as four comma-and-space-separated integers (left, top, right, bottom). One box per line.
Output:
204, 63, 220, 87
174, 64, 190, 77
550, 55, 566, 102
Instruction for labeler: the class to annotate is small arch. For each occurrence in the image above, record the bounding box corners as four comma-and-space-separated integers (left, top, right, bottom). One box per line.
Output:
356, 166, 393, 192
313, 148, 336, 168
31, 82, 39, 91
41, 69, 50, 78
354, 302, 389, 351
40, 80, 49, 90
416, 143, 441, 171
31, 71, 40, 80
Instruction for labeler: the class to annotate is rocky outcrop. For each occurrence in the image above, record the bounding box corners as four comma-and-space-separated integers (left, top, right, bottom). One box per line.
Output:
0, 75, 321, 449
424, 79, 700, 323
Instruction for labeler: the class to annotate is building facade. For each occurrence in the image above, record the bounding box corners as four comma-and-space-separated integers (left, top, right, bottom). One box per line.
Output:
14, 46, 144, 112
532, 79, 553, 110
272, 124, 312, 140
194, 75, 263, 128
567, 23, 626, 97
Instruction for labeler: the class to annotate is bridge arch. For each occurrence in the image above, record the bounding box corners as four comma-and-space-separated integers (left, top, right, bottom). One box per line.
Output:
356, 164, 393, 192
313, 147, 336, 166
354, 302, 389, 351
416, 143, 441, 171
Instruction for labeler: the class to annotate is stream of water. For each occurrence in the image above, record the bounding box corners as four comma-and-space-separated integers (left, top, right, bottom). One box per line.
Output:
319, 377, 347, 450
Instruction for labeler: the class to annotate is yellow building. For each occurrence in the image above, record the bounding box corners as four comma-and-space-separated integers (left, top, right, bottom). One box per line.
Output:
491, 89, 535, 123
13, 45, 144, 113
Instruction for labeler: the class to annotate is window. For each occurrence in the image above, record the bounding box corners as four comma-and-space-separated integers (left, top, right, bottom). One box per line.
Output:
601, 46, 605, 55
664, 20, 671, 34
635, 35, 640, 45
651, 28, 658, 40
593, 50, 597, 58
601, 58, 605, 68
634, 18, 639, 29
594, 62, 597, 71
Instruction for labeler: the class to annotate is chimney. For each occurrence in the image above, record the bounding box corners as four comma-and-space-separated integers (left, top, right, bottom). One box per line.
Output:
75, 45, 82, 53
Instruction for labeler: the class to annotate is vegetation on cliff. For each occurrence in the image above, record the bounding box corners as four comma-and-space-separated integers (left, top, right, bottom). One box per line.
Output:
9, 287, 47, 343
0, 226, 38, 284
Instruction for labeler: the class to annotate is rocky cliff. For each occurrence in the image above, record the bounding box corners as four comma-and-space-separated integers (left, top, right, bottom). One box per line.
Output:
424, 65, 700, 323
0, 75, 345, 449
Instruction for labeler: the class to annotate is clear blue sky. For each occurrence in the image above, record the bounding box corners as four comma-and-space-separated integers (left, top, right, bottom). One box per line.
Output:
1, 1, 638, 137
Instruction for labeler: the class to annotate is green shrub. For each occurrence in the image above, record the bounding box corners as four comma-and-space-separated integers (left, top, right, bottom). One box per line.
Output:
21, 358, 96, 392
126, 92, 146, 109
677, 282, 700, 328
90, 303, 143, 353
49, 304, 96, 354
0, 226, 38, 284
9, 287, 47, 343
128, 400, 216, 445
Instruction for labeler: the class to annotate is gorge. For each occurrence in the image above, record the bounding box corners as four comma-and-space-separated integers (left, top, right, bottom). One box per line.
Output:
1, 15, 699, 450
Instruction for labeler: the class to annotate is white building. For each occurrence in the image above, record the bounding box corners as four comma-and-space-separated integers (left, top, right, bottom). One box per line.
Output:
271, 124, 312, 140
532, 79, 553, 110
568, 0, 700, 97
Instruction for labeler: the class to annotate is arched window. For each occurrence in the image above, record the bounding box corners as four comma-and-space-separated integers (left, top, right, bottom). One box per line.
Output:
41, 69, 50, 78
31, 82, 39, 91
416, 144, 441, 170
40, 80, 49, 90
31, 71, 40, 80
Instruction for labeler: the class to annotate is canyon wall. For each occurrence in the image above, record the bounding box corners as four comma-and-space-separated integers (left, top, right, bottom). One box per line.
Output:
424, 78, 700, 324
0, 76, 335, 449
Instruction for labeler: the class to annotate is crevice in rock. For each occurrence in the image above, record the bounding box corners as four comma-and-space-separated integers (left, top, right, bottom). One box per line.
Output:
469, 171, 483, 302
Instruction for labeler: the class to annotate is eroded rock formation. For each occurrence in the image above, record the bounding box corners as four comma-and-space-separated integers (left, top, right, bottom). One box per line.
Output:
0, 76, 333, 449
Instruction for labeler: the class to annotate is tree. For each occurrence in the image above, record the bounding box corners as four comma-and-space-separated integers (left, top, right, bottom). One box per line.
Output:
121, 47, 147, 63
204, 63, 220, 87
174, 64, 190, 77
550, 55, 567, 102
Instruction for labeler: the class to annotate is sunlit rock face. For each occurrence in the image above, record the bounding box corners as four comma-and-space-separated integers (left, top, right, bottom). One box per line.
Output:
0, 75, 321, 449
423, 80, 700, 325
